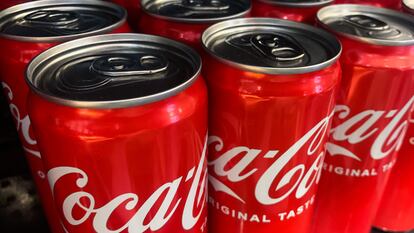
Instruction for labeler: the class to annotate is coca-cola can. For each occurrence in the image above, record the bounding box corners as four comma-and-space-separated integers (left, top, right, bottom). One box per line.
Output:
202, 18, 342, 233
403, 0, 414, 14
334, 0, 401, 9
313, 5, 414, 233
26, 33, 208, 233
251, 0, 333, 23
0, 1, 130, 232
139, 0, 251, 51
373, 116, 414, 232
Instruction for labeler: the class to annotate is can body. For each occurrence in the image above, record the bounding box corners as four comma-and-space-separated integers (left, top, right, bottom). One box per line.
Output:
138, 14, 209, 51
139, 0, 251, 52
251, 1, 329, 23
0, 39, 63, 233
313, 36, 414, 233
28, 77, 208, 233
0, 0, 29, 10
373, 118, 414, 232
0, 4, 130, 232
110, 0, 141, 29
205, 56, 341, 233
334, 0, 401, 9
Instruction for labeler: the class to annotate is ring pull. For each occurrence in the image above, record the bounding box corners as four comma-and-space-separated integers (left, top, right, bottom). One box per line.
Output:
343, 14, 401, 39
22, 10, 81, 28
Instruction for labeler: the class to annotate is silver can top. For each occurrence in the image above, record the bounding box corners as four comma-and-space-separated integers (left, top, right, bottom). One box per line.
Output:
317, 4, 414, 46
26, 33, 201, 109
141, 0, 251, 23
0, 0, 126, 42
403, 0, 414, 15
202, 18, 341, 75
257, 0, 333, 8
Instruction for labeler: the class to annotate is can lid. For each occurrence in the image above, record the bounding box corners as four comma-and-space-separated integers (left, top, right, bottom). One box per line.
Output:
403, 0, 414, 15
141, 0, 251, 23
202, 18, 341, 75
26, 33, 201, 109
257, 0, 333, 8
317, 4, 414, 46
0, 0, 126, 42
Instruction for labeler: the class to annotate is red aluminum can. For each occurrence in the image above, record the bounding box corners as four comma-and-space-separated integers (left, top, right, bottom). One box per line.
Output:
334, 0, 401, 9
0, 1, 130, 232
26, 33, 208, 233
251, 0, 333, 23
138, 0, 251, 51
313, 5, 414, 233
373, 116, 414, 232
403, 0, 414, 14
202, 18, 342, 233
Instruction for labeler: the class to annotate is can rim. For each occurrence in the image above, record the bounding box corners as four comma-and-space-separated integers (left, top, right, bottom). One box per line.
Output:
26, 33, 202, 109
317, 4, 414, 46
256, 0, 334, 8
201, 17, 342, 75
0, 0, 127, 42
141, 0, 251, 23
403, 0, 414, 15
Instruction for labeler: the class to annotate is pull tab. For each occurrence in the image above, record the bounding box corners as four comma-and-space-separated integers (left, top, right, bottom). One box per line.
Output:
22, 10, 81, 28
226, 33, 306, 62
344, 15, 389, 31
91, 54, 169, 78
343, 14, 401, 39
251, 34, 305, 62
180, 0, 230, 11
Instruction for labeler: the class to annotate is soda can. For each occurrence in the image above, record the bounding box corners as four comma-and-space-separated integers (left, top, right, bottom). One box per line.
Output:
373, 114, 414, 232
202, 18, 342, 233
313, 5, 414, 233
251, 0, 333, 23
26, 33, 208, 233
0, 1, 130, 232
403, 0, 414, 14
334, 0, 401, 9
139, 0, 251, 51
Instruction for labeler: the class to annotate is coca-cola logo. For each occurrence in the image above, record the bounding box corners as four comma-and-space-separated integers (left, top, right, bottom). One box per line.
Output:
47, 137, 208, 233
1, 81, 40, 158
326, 96, 414, 161
208, 113, 333, 204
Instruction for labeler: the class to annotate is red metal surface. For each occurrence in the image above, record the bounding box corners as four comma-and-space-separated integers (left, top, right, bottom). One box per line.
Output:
28, 76, 208, 233
204, 55, 341, 233
110, 0, 141, 30
0, 0, 30, 10
334, 0, 401, 9
138, 13, 216, 52
374, 118, 414, 232
0, 22, 130, 233
251, 0, 330, 23
312, 35, 414, 233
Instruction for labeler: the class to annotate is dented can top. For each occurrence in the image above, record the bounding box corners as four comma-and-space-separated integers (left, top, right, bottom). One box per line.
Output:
257, 0, 333, 8
202, 18, 341, 75
141, 0, 251, 23
26, 33, 201, 109
403, 0, 414, 15
0, 0, 126, 42
317, 4, 414, 46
